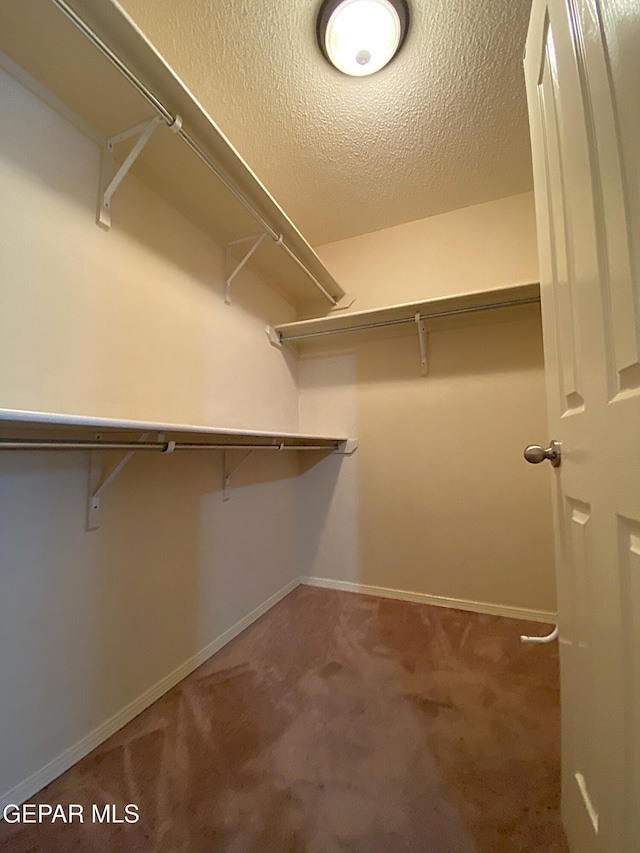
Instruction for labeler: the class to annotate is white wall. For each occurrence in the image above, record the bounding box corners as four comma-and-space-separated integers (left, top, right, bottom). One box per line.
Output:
316, 193, 539, 311
0, 65, 304, 806
0, 68, 298, 428
297, 196, 557, 619
0, 61, 555, 812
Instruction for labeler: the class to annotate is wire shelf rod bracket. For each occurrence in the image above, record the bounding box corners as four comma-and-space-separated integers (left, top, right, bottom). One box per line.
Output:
224, 233, 269, 304
335, 439, 359, 456
48, 0, 341, 306
265, 325, 282, 348
87, 432, 175, 529
275, 294, 541, 344
329, 293, 357, 311
221, 448, 257, 502
0, 429, 351, 519
415, 312, 428, 376
97, 114, 182, 231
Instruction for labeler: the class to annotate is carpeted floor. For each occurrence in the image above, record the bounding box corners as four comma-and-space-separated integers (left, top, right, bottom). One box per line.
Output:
0, 586, 569, 852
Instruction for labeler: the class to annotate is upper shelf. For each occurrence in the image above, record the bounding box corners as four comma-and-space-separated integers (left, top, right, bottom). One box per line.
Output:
271, 282, 541, 343
0, 0, 346, 310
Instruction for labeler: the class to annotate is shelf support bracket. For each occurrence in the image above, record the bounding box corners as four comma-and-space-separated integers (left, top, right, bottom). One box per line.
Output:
222, 449, 255, 501
265, 326, 282, 348
415, 312, 428, 376
329, 293, 356, 311
98, 114, 182, 230
224, 233, 269, 304
86, 432, 166, 529
335, 439, 358, 456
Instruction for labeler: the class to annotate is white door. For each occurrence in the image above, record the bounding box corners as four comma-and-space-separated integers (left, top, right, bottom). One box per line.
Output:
525, 1, 640, 851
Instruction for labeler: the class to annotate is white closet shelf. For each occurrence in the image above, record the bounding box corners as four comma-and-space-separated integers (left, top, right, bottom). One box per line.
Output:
0, 408, 356, 525
0, 0, 346, 310
270, 282, 541, 344
0, 408, 354, 454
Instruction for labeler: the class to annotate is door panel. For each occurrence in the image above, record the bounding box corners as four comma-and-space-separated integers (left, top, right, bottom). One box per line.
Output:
570, 0, 640, 398
564, 498, 598, 817
618, 516, 640, 845
526, 1, 640, 851
538, 37, 585, 415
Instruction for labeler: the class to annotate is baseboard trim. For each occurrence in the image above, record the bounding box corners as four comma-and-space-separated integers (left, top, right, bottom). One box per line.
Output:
0, 576, 300, 813
299, 576, 556, 624
1, 573, 554, 812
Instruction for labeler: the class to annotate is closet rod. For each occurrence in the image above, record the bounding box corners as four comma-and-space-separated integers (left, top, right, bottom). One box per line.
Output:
49, 0, 338, 307
0, 441, 338, 452
281, 296, 541, 341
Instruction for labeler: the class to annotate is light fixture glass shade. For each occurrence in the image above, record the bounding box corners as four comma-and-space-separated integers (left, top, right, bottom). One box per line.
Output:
322, 0, 406, 77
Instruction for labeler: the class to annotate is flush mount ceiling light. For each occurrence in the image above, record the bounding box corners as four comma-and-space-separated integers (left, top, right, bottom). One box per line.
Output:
317, 0, 410, 77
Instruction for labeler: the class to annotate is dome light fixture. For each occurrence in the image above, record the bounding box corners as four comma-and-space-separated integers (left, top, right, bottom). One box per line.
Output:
317, 0, 409, 77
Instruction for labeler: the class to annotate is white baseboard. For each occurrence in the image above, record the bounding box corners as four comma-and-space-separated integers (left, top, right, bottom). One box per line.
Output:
0, 576, 300, 814
300, 576, 556, 624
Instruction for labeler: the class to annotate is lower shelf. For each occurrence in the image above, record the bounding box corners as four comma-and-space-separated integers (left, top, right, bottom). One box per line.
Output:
0, 407, 353, 451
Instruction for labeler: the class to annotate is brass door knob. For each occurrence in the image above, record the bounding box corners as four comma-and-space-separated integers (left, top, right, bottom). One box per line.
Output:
524, 441, 561, 467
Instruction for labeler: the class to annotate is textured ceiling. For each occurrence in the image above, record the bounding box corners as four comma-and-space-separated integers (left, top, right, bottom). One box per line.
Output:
118, 0, 534, 247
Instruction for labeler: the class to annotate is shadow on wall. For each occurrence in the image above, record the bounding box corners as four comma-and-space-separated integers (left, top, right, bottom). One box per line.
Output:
0, 65, 297, 333
0, 445, 306, 803
93, 446, 310, 713
358, 306, 544, 384
111, 175, 299, 331
0, 64, 300, 431
298, 303, 544, 389
353, 311, 555, 610
296, 454, 359, 586
296, 310, 556, 614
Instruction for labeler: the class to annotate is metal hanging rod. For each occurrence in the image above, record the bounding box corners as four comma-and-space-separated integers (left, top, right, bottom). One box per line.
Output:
279, 296, 542, 342
0, 440, 338, 452
49, 1, 172, 123
49, 0, 338, 307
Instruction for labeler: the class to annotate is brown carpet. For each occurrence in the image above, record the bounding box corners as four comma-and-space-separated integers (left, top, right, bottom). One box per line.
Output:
0, 586, 568, 852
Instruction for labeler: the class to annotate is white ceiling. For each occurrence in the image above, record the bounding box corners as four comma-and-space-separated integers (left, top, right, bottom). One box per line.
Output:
119, 0, 534, 247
